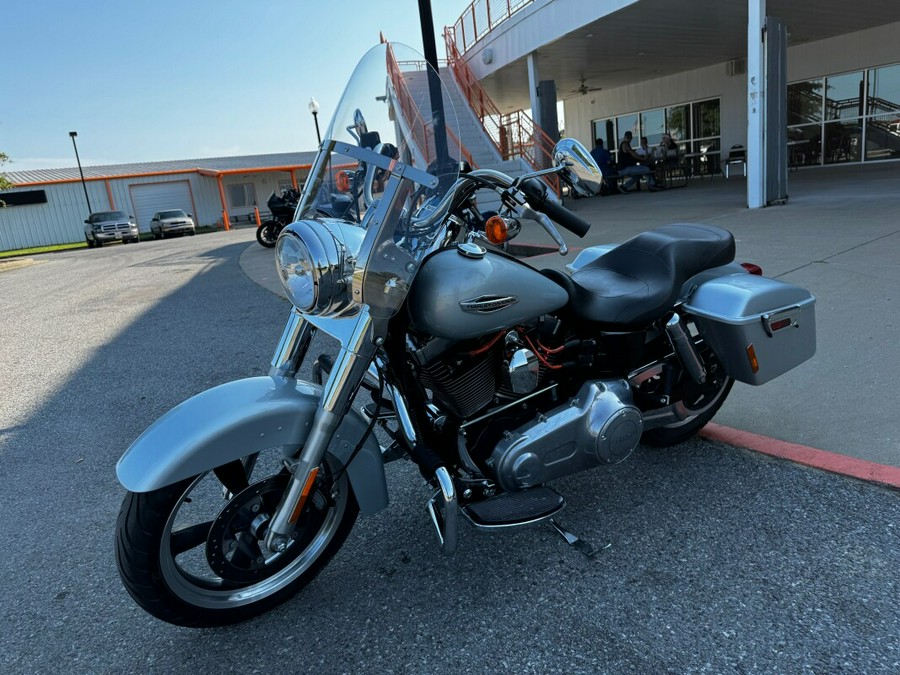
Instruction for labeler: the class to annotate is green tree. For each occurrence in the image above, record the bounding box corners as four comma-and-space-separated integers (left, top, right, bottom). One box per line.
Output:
0, 152, 14, 205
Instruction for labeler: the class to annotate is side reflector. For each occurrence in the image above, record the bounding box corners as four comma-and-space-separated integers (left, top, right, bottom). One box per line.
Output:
289, 467, 320, 524
484, 215, 509, 245
746, 344, 760, 374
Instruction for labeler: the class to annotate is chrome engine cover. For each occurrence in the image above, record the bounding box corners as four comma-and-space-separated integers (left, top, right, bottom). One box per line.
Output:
488, 380, 643, 492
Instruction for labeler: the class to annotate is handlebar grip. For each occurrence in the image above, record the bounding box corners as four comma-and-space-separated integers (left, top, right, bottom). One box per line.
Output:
539, 197, 591, 238
519, 178, 591, 238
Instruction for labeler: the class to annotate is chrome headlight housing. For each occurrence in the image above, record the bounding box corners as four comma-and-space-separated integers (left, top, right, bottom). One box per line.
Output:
275, 219, 364, 317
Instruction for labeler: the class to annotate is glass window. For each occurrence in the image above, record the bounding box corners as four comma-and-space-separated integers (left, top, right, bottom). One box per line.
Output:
640, 109, 665, 146
823, 120, 862, 164
93, 211, 127, 222
824, 71, 864, 120
692, 99, 720, 139
864, 114, 900, 161
787, 62, 900, 166
596, 98, 719, 169
616, 113, 639, 145
867, 64, 900, 114
591, 118, 615, 151
691, 138, 721, 175
788, 125, 822, 166
666, 105, 690, 142
227, 183, 257, 208
788, 79, 823, 125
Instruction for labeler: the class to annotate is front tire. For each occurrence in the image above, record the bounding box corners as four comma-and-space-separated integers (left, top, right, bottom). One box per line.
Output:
256, 221, 281, 248
115, 452, 358, 626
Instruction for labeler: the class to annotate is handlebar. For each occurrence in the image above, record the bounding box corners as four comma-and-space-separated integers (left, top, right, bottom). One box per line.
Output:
517, 178, 591, 238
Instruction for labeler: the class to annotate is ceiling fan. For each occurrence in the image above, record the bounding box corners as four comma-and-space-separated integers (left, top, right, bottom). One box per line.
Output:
572, 78, 603, 96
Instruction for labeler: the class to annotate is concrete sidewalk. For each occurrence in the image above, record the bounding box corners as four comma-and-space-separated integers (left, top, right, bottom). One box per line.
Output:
239, 161, 900, 469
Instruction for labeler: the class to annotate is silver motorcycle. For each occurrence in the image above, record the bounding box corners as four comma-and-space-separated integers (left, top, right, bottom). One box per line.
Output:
115, 43, 816, 626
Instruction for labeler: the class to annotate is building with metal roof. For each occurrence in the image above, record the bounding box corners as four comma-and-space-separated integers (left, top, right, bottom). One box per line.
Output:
1, 152, 317, 251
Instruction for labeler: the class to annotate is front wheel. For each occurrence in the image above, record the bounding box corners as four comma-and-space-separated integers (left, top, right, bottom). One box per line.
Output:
115, 451, 358, 626
256, 221, 281, 248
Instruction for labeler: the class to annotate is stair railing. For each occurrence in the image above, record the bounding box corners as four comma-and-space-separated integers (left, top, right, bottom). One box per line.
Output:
448, 0, 534, 56
443, 27, 559, 195
385, 43, 475, 168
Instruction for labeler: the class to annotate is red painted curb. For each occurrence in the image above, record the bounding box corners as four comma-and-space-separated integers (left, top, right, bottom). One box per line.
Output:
700, 423, 900, 489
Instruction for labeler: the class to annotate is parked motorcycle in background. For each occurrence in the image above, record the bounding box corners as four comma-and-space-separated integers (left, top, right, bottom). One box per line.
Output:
115, 42, 816, 626
255, 188, 302, 248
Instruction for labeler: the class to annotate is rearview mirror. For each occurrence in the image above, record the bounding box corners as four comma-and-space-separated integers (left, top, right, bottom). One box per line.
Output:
553, 138, 603, 197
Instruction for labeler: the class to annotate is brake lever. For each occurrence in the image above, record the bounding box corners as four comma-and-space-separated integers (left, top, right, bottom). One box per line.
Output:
518, 204, 568, 256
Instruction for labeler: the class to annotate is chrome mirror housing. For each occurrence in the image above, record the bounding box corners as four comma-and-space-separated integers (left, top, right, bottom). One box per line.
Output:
553, 138, 603, 197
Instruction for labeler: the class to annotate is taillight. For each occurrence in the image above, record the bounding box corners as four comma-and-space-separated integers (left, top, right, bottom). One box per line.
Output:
741, 262, 763, 275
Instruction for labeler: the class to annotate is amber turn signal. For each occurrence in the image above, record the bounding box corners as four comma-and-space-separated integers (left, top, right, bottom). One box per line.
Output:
484, 215, 509, 245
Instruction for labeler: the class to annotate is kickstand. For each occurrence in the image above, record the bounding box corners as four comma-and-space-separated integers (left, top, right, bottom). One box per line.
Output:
549, 519, 610, 559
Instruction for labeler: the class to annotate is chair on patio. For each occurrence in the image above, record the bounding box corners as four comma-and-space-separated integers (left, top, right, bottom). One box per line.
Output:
724, 145, 747, 178
662, 147, 688, 188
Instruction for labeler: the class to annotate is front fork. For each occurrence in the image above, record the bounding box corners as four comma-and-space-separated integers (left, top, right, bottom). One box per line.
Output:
265, 307, 378, 552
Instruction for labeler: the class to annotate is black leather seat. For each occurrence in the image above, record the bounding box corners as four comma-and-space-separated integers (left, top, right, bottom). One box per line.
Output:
545, 223, 735, 327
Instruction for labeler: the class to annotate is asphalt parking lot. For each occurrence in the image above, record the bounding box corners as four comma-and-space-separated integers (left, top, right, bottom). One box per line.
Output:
1, 227, 898, 673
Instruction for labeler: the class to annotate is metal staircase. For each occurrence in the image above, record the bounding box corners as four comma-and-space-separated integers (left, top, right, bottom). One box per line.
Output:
401, 69, 528, 182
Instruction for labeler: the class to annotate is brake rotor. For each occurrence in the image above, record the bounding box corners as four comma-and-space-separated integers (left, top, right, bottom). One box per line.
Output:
205, 473, 328, 584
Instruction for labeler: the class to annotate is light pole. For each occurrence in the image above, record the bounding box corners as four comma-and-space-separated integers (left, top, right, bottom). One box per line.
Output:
308, 97, 321, 147
69, 131, 92, 214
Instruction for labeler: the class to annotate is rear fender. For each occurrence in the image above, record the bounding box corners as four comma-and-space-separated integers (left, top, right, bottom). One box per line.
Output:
115, 376, 388, 515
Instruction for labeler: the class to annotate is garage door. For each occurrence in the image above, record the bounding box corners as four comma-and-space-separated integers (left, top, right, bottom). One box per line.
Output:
129, 181, 195, 232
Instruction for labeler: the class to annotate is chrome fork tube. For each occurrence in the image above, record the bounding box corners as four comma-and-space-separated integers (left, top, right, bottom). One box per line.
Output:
266, 308, 376, 552
269, 309, 316, 379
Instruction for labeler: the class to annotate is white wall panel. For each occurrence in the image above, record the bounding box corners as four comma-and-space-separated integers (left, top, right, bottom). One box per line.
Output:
0, 181, 106, 250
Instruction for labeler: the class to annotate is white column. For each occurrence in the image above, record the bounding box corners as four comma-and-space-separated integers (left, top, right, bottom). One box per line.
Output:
527, 52, 541, 127
747, 0, 766, 208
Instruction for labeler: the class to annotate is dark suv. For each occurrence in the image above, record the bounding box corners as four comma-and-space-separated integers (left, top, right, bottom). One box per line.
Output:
84, 211, 140, 247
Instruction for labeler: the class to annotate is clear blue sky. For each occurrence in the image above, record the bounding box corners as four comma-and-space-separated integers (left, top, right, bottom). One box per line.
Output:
3, 0, 470, 171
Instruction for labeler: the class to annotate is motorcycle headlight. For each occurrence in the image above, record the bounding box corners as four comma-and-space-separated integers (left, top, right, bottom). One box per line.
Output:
275, 219, 364, 317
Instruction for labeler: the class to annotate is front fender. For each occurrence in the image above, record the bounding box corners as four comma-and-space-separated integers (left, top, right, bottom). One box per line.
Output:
116, 376, 389, 515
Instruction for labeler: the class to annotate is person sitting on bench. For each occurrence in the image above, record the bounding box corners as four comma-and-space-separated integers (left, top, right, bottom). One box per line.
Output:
618, 131, 661, 192
590, 138, 621, 194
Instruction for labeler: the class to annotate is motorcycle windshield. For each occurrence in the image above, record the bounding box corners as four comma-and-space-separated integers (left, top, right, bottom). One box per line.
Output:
296, 42, 462, 318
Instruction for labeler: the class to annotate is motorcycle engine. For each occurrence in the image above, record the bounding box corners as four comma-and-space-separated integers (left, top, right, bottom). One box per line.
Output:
418, 348, 497, 419
487, 380, 643, 492
414, 329, 550, 420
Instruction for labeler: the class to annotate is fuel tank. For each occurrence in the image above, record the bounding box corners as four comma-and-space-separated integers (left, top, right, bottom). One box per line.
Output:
408, 246, 569, 340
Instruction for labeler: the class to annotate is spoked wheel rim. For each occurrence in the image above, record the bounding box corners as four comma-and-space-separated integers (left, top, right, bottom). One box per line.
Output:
257, 222, 280, 247
157, 453, 349, 610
